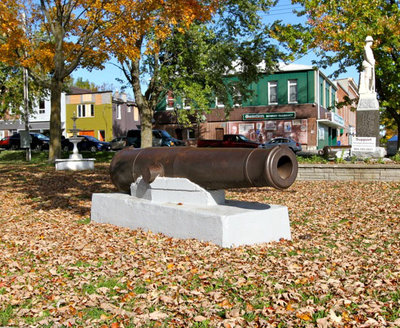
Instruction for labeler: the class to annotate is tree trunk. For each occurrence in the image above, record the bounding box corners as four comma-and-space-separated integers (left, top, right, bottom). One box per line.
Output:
140, 103, 153, 148
386, 106, 400, 155
48, 78, 63, 162
130, 57, 154, 148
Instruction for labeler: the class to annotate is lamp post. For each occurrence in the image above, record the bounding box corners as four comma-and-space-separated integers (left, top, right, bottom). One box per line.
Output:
22, 12, 31, 161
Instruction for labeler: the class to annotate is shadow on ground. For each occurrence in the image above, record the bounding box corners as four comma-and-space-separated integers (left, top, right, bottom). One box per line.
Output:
0, 163, 116, 216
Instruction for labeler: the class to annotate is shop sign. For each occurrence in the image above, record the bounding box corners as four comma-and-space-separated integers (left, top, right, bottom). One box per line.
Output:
332, 112, 345, 126
242, 112, 296, 120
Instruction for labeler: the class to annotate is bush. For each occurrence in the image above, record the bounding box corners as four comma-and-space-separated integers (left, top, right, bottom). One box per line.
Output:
297, 155, 328, 164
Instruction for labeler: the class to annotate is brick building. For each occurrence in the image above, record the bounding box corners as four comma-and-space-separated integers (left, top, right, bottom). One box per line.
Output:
155, 64, 351, 150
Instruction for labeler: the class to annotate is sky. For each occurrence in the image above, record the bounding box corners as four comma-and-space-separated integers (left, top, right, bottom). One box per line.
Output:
72, 0, 359, 97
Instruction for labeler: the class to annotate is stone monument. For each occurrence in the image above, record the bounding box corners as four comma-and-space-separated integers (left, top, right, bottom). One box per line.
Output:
353, 36, 386, 158
55, 114, 95, 170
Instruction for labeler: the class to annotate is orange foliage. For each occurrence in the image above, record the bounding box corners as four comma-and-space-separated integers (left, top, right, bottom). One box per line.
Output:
0, 0, 219, 75
105, 0, 220, 61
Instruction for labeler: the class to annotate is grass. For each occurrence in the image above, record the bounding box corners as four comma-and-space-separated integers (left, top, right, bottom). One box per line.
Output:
0, 150, 115, 164
0, 163, 399, 327
0, 305, 13, 326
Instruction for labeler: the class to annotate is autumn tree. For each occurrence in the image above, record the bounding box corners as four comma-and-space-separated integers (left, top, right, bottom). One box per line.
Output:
0, 62, 49, 123
106, 0, 293, 148
0, 0, 110, 162
104, 0, 219, 147
291, 0, 400, 152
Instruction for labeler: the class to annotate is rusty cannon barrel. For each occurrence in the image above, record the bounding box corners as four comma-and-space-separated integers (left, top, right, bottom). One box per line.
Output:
110, 146, 298, 193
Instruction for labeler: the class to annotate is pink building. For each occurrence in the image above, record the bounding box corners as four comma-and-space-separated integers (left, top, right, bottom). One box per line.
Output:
334, 78, 358, 146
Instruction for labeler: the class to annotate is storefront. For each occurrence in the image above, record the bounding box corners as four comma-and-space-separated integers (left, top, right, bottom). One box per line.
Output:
317, 112, 345, 148
226, 112, 309, 145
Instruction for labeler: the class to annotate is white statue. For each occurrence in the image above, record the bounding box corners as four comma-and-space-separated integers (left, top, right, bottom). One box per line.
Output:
359, 36, 375, 94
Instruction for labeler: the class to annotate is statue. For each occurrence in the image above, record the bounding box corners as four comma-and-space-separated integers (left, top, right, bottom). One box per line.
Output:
359, 36, 375, 94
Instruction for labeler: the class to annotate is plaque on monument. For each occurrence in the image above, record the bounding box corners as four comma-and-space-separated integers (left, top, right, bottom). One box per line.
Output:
352, 137, 376, 152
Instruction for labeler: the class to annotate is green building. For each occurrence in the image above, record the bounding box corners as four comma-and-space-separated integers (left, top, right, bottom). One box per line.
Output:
155, 64, 346, 150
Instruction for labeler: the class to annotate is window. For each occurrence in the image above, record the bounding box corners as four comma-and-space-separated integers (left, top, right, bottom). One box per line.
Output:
77, 104, 82, 117
325, 84, 330, 108
77, 104, 95, 118
233, 88, 242, 107
215, 97, 224, 108
268, 81, 278, 104
127, 106, 131, 113
166, 93, 175, 110
288, 80, 298, 103
39, 99, 45, 114
116, 104, 121, 119
133, 107, 139, 121
187, 129, 195, 140
183, 98, 191, 109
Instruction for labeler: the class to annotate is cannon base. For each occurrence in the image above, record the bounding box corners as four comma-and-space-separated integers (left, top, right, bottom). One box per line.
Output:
91, 178, 291, 247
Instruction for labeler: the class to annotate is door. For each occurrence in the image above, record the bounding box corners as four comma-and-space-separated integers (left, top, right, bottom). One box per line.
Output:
79, 130, 95, 137
215, 128, 224, 140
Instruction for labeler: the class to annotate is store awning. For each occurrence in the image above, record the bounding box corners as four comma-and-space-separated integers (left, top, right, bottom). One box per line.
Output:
317, 119, 346, 129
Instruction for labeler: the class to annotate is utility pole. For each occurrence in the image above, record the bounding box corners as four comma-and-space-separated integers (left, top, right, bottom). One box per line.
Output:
22, 12, 31, 161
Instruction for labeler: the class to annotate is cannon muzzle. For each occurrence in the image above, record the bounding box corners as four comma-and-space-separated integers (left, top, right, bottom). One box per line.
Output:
110, 146, 298, 193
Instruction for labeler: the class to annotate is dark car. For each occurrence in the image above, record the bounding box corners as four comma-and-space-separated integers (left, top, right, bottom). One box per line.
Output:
62, 135, 111, 152
126, 129, 185, 148
197, 134, 261, 148
0, 136, 11, 149
9, 132, 50, 150
263, 137, 302, 153
110, 136, 127, 151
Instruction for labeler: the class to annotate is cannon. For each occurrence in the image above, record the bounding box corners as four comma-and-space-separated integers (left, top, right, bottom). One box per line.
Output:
110, 146, 298, 193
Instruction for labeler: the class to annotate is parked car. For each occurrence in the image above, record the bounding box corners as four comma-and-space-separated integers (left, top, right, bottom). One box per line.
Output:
263, 137, 302, 153
62, 135, 111, 152
110, 136, 127, 151
197, 134, 261, 148
9, 132, 50, 150
0, 136, 11, 149
126, 129, 185, 148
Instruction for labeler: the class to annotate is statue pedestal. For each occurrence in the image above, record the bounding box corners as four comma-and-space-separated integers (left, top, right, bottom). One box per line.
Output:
356, 92, 380, 146
354, 92, 385, 158
357, 92, 379, 111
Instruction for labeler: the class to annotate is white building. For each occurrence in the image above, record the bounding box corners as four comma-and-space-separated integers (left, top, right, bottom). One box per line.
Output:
0, 93, 66, 138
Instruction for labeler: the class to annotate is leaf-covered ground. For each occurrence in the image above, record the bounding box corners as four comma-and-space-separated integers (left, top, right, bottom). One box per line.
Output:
0, 163, 399, 327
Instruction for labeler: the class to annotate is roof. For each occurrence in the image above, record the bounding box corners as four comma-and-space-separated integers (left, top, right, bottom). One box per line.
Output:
66, 86, 112, 95
276, 63, 314, 72
334, 78, 359, 97
229, 61, 315, 74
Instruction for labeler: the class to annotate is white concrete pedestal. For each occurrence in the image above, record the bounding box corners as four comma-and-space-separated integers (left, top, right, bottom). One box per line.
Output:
55, 158, 95, 170
55, 148, 95, 171
91, 178, 291, 247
